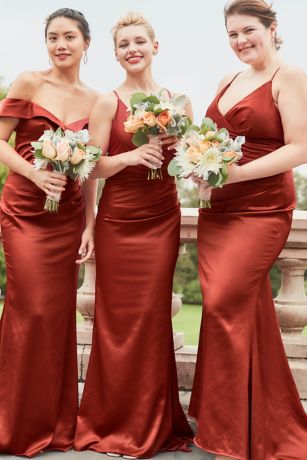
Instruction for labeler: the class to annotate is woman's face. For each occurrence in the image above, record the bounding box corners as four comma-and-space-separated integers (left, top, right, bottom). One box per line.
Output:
115, 24, 158, 73
46, 17, 88, 68
226, 14, 276, 65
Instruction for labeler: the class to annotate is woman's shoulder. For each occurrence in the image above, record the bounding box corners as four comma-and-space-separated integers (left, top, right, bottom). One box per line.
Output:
276, 64, 306, 83
216, 72, 240, 94
7, 71, 45, 100
90, 92, 118, 120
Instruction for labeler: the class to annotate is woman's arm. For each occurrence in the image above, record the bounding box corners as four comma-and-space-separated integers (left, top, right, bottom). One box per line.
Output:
89, 93, 164, 179
227, 66, 307, 183
0, 72, 66, 194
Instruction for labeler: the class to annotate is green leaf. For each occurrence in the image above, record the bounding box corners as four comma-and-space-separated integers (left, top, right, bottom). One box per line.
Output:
55, 127, 64, 137
132, 130, 148, 147
33, 149, 45, 159
143, 95, 160, 104
201, 117, 216, 132
208, 171, 224, 187
187, 124, 200, 133
31, 141, 43, 149
130, 92, 147, 107
302, 326, 307, 337
167, 158, 181, 177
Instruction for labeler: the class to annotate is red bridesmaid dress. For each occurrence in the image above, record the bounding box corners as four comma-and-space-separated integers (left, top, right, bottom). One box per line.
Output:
75, 91, 193, 457
0, 98, 86, 456
189, 70, 307, 459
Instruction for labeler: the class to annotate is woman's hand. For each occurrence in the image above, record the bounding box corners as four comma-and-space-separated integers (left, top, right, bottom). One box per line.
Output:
156, 133, 179, 151
225, 164, 242, 184
28, 169, 67, 197
191, 174, 214, 202
76, 226, 94, 265
123, 143, 164, 169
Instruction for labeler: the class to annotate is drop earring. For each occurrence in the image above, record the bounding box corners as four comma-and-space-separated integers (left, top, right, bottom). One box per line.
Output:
83, 50, 88, 64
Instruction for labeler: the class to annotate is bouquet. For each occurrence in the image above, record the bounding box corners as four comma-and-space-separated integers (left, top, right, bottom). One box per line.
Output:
124, 91, 191, 179
168, 117, 244, 207
31, 127, 102, 212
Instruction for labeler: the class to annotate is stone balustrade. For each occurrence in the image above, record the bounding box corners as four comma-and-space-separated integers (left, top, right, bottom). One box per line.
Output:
77, 208, 307, 399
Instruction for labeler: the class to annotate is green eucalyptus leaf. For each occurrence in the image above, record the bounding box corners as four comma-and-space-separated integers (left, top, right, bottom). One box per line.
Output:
167, 159, 181, 177
144, 95, 160, 104
132, 130, 148, 147
31, 141, 43, 149
130, 92, 147, 107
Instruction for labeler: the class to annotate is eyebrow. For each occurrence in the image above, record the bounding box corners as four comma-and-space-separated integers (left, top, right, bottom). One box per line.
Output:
118, 35, 147, 42
47, 30, 77, 36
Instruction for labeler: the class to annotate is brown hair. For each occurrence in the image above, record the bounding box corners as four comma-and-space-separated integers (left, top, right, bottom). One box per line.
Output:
111, 12, 155, 46
45, 8, 90, 41
224, 0, 282, 49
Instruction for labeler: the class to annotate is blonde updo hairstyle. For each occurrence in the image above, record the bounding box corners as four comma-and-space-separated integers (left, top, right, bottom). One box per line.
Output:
111, 12, 156, 47
224, 0, 282, 50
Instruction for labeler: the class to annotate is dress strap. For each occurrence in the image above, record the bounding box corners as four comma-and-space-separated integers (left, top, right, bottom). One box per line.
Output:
228, 71, 243, 86
270, 67, 281, 81
113, 90, 120, 99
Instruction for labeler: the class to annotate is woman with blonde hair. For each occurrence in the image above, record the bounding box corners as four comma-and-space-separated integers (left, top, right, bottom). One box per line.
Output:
189, 1, 307, 459
75, 12, 193, 458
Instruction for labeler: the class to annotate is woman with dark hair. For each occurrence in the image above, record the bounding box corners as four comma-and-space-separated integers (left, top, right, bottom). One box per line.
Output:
0, 8, 97, 456
189, 1, 307, 459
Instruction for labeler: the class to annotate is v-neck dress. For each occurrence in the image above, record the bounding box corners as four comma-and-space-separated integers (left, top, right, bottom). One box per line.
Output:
75, 92, 193, 457
0, 98, 86, 456
189, 74, 307, 459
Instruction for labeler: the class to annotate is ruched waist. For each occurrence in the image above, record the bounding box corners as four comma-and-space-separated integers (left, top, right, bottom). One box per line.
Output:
98, 179, 179, 220
1, 172, 83, 217
207, 170, 296, 214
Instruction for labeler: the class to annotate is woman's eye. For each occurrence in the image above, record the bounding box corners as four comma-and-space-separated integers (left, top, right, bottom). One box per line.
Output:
119, 44, 128, 48
66, 35, 75, 40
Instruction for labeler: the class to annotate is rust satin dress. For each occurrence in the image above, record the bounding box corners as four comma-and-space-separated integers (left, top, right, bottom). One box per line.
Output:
189, 72, 307, 459
75, 92, 193, 457
0, 98, 86, 457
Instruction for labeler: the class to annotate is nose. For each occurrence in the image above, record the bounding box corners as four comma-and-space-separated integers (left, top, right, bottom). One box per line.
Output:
237, 33, 248, 44
127, 42, 138, 53
56, 37, 67, 50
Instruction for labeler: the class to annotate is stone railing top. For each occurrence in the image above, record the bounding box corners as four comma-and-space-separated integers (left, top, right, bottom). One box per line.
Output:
180, 209, 307, 254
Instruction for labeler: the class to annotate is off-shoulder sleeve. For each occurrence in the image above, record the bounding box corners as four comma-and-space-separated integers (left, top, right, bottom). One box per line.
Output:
0, 98, 33, 119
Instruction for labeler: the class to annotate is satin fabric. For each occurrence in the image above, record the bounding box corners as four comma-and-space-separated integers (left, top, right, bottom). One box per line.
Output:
75, 93, 193, 457
0, 98, 85, 457
189, 74, 307, 459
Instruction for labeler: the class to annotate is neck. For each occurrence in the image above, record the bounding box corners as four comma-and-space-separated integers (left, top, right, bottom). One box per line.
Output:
249, 50, 283, 73
122, 68, 160, 94
49, 64, 82, 86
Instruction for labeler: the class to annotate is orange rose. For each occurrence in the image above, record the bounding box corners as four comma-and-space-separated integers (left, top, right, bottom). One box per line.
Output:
143, 111, 157, 127
186, 146, 202, 164
157, 110, 172, 127
124, 115, 144, 133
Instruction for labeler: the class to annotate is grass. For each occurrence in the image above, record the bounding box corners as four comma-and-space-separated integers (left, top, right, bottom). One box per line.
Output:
172, 303, 202, 345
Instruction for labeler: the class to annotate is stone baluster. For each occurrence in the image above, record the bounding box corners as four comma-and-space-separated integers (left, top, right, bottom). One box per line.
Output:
274, 258, 307, 334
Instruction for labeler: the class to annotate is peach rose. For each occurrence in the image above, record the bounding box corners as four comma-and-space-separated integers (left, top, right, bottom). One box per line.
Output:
70, 147, 86, 165
199, 140, 212, 153
186, 146, 202, 164
143, 111, 157, 127
55, 140, 72, 162
223, 150, 238, 163
157, 110, 172, 126
42, 139, 57, 160
124, 115, 144, 133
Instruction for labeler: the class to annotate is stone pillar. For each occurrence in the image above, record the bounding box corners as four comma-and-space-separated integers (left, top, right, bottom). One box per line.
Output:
275, 258, 307, 333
